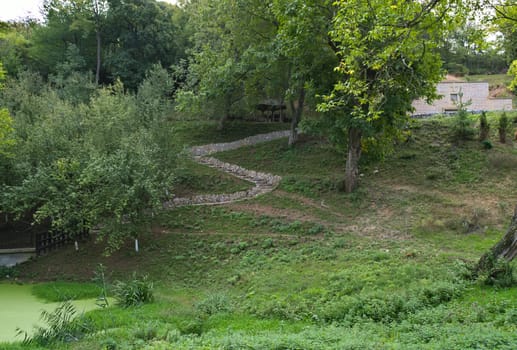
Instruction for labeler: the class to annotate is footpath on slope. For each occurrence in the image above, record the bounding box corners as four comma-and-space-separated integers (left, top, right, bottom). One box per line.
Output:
163, 130, 290, 208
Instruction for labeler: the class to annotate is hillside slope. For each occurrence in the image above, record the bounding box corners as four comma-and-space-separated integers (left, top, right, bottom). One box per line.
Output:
4, 117, 517, 349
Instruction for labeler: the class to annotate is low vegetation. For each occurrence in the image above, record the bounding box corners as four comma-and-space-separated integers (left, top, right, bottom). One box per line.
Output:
1, 114, 516, 349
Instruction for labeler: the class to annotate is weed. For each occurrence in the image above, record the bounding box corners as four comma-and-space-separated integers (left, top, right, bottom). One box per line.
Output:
93, 263, 110, 308
481, 258, 515, 288
195, 292, 234, 316
133, 322, 158, 340
113, 273, 154, 307
17, 301, 93, 345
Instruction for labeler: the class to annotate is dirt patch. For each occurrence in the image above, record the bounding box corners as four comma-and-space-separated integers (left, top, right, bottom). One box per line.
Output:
489, 85, 512, 98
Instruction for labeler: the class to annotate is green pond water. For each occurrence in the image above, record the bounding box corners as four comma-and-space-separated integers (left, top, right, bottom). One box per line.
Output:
0, 283, 99, 343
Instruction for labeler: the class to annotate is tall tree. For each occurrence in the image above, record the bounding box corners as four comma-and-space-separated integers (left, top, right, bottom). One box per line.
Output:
31, 0, 187, 89
319, 0, 464, 192
104, 0, 186, 90
271, 0, 337, 145
178, 0, 337, 142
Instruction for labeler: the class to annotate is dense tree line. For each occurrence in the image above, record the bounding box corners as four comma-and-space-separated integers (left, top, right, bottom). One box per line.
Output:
1, 0, 189, 90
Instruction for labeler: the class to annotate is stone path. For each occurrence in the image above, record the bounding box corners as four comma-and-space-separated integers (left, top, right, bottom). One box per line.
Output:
163, 130, 290, 208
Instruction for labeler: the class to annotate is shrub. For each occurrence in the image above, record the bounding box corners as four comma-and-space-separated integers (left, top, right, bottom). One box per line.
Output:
452, 103, 475, 141
113, 273, 154, 307
482, 140, 493, 150
498, 112, 509, 143
482, 258, 515, 288
0, 265, 18, 279
479, 111, 490, 141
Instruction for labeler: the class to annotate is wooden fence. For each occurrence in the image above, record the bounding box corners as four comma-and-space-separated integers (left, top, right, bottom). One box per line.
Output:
35, 230, 90, 255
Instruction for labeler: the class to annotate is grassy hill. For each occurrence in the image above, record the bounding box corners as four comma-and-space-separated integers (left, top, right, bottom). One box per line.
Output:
3, 116, 517, 349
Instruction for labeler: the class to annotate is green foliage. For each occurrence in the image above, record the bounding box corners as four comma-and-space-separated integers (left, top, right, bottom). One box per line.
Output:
507, 59, 517, 94
439, 24, 506, 76
479, 111, 490, 141
481, 140, 494, 149
0, 69, 178, 250
498, 112, 509, 143
484, 259, 515, 288
28, 0, 187, 90
17, 301, 92, 346
93, 263, 110, 309
179, 0, 336, 126
0, 265, 18, 279
317, 0, 462, 191
452, 103, 476, 141
113, 273, 154, 307
195, 292, 234, 316
0, 107, 15, 157
478, 253, 516, 288
280, 176, 338, 197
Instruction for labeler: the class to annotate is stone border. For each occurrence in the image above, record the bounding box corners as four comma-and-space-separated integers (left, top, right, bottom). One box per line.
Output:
163, 130, 289, 208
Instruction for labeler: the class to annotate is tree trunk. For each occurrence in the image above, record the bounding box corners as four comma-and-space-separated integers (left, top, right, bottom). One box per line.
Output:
344, 127, 362, 193
478, 205, 517, 272
96, 30, 101, 85
288, 87, 305, 147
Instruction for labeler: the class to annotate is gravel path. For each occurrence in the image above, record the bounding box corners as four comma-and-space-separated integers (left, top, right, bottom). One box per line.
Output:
163, 130, 289, 208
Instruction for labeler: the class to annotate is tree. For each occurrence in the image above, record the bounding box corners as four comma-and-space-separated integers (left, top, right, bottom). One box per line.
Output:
104, 0, 187, 90
178, 0, 337, 141
30, 0, 187, 89
0, 68, 178, 252
0, 19, 35, 77
270, 0, 337, 145
0, 62, 15, 158
318, 0, 463, 192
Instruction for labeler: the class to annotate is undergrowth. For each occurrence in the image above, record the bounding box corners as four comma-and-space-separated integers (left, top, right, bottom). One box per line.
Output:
5, 117, 517, 349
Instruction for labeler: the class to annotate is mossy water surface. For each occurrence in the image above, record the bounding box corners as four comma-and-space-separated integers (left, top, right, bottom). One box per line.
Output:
0, 283, 99, 343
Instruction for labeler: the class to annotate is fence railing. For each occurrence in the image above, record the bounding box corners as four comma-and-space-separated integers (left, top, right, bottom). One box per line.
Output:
36, 230, 90, 255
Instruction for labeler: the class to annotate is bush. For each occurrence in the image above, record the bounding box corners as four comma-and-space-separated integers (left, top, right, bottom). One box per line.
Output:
113, 273, 154, 307
452, 105, 475, 141
482, 140, 493, 150
499, 112, 509, 143
479, 111, 490, 141
482, 258, 515, 288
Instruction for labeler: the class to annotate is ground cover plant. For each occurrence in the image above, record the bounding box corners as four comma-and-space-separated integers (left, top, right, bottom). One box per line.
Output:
2, 116, 516, 349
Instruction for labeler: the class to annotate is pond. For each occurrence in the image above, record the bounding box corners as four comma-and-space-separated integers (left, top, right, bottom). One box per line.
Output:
0, 283, 99, 343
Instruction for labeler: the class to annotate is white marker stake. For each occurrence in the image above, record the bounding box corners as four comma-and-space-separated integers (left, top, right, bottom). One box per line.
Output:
74, 241, 79, 251
135, 239, 139, 253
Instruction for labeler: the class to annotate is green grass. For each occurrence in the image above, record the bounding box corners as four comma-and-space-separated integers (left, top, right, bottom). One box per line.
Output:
174, 158, 252, 196
172, 120, 289, 147
4, 116, 517, 349
31, 282, 102, 302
